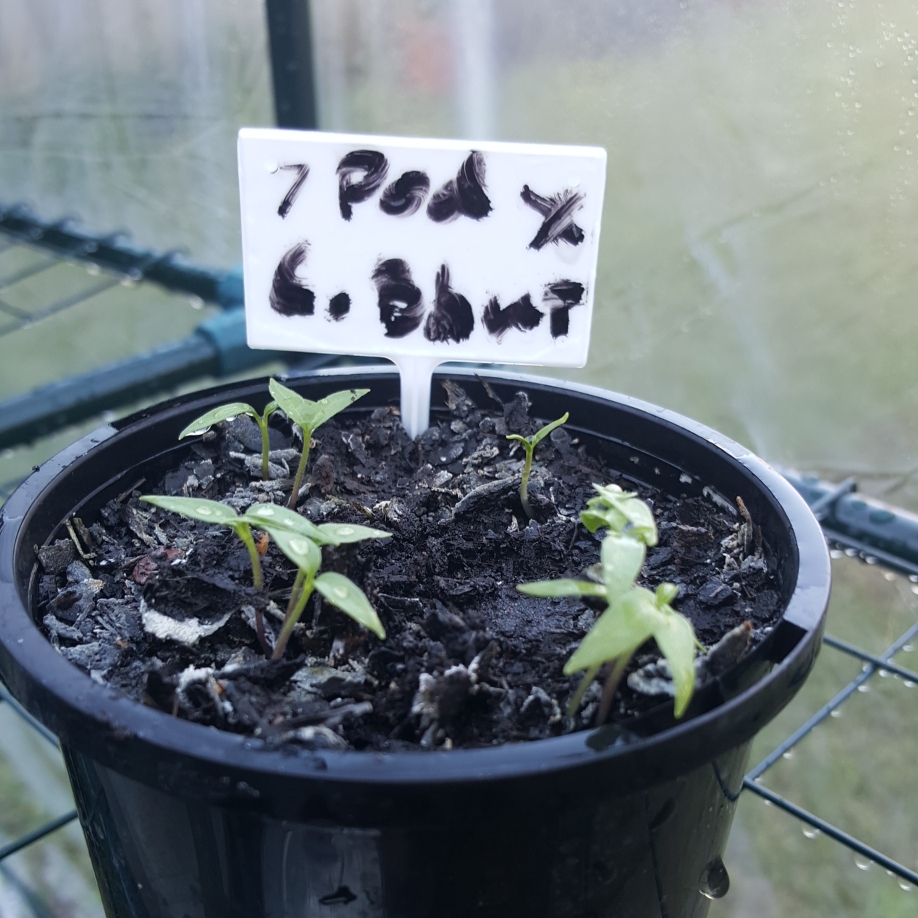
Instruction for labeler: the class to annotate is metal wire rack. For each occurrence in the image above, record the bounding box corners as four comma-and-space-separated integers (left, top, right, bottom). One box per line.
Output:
1, 217, 916, 911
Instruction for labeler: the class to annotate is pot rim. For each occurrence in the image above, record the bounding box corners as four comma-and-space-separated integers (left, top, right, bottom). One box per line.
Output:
0, 365, 829, 793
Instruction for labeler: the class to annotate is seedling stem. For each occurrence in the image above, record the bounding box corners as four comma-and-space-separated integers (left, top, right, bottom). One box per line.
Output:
507, 412, 569, 519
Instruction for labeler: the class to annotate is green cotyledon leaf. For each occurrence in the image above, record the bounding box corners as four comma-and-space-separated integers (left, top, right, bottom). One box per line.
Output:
178, 403, 259, 439
140, 495, 241, 527
265, 525, 322, 577
268, 380, 369, 434
315, 572, 385, 639
517, 579, 607, 599
243, 504, 327, 542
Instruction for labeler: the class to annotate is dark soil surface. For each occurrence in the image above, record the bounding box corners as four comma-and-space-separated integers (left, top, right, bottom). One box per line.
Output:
36, 381, 782, 752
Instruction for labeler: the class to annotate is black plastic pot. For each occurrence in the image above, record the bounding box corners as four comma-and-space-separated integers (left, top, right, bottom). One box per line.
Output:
0, 367, 830, 918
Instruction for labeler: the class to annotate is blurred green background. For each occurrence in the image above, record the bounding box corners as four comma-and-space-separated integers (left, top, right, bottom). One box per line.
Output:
0, 1, 916, 915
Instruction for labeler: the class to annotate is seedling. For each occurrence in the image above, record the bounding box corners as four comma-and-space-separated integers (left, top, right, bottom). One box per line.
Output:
268, 380, 369, 509
245, 504, 390, 659
518, 484, 699, 722
506, 412, 569, 519
179, 401, 278, 481
139, 497, 391, 658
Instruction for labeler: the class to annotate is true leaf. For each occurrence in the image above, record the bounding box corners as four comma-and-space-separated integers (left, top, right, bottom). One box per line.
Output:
517, 579, 607, 599
140, 495, 240, 527
315, 572, 386, 639
178, 403, 258, 440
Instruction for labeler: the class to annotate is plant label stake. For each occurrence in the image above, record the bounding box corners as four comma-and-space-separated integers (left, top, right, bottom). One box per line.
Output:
238, 130, 607, 437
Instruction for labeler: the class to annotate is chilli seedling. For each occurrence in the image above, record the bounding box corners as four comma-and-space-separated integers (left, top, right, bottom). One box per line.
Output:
268, 380, 369, 509
179, 400, 278, 481
518, 483, 699, 722
244, 503, 390, 659
139, 497, 391, 658
506, 412, 569, 519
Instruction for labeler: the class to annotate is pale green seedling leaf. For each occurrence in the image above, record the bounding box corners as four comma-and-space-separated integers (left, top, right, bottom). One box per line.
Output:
266, 526, 322, 577
517, 579, 608, 599
243, 504, 327, 542
178, 403, 258, 439
580, 506, 627, 534
140, 495, 240, 527
655, 582, 680, 607
563, 589, 658, 675
316, 522, 391, 545
649, 606, 697, 718
315, 572, 386, 639
600, 532, 646, 597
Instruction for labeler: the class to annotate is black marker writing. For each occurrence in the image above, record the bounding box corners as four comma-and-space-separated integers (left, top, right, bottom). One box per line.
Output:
269, 242, 315, 316
482, 293, 544, 341
337, 150, 389, 221
521, 185, 585, 250
328, 292, 351, 322
277, 163, 310, 218
379, 171, 430, 216
427, 152, 492, 223
424, 265, 475, 343
373, 259, 425, 338
543, 280, 585, 339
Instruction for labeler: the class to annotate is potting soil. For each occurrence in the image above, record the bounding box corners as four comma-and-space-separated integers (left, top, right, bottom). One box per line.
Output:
36, 381, 782, 752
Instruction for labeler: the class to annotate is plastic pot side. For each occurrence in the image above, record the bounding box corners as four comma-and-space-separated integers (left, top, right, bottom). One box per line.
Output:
0, 367, 830, 918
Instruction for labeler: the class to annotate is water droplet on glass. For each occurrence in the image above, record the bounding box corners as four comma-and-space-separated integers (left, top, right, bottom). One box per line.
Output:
699, 856, 730, 900
803, 827, 821, 839
855, 855, 871, 871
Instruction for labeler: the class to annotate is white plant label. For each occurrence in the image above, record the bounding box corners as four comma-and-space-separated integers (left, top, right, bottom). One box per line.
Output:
238, 129, 607, 436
